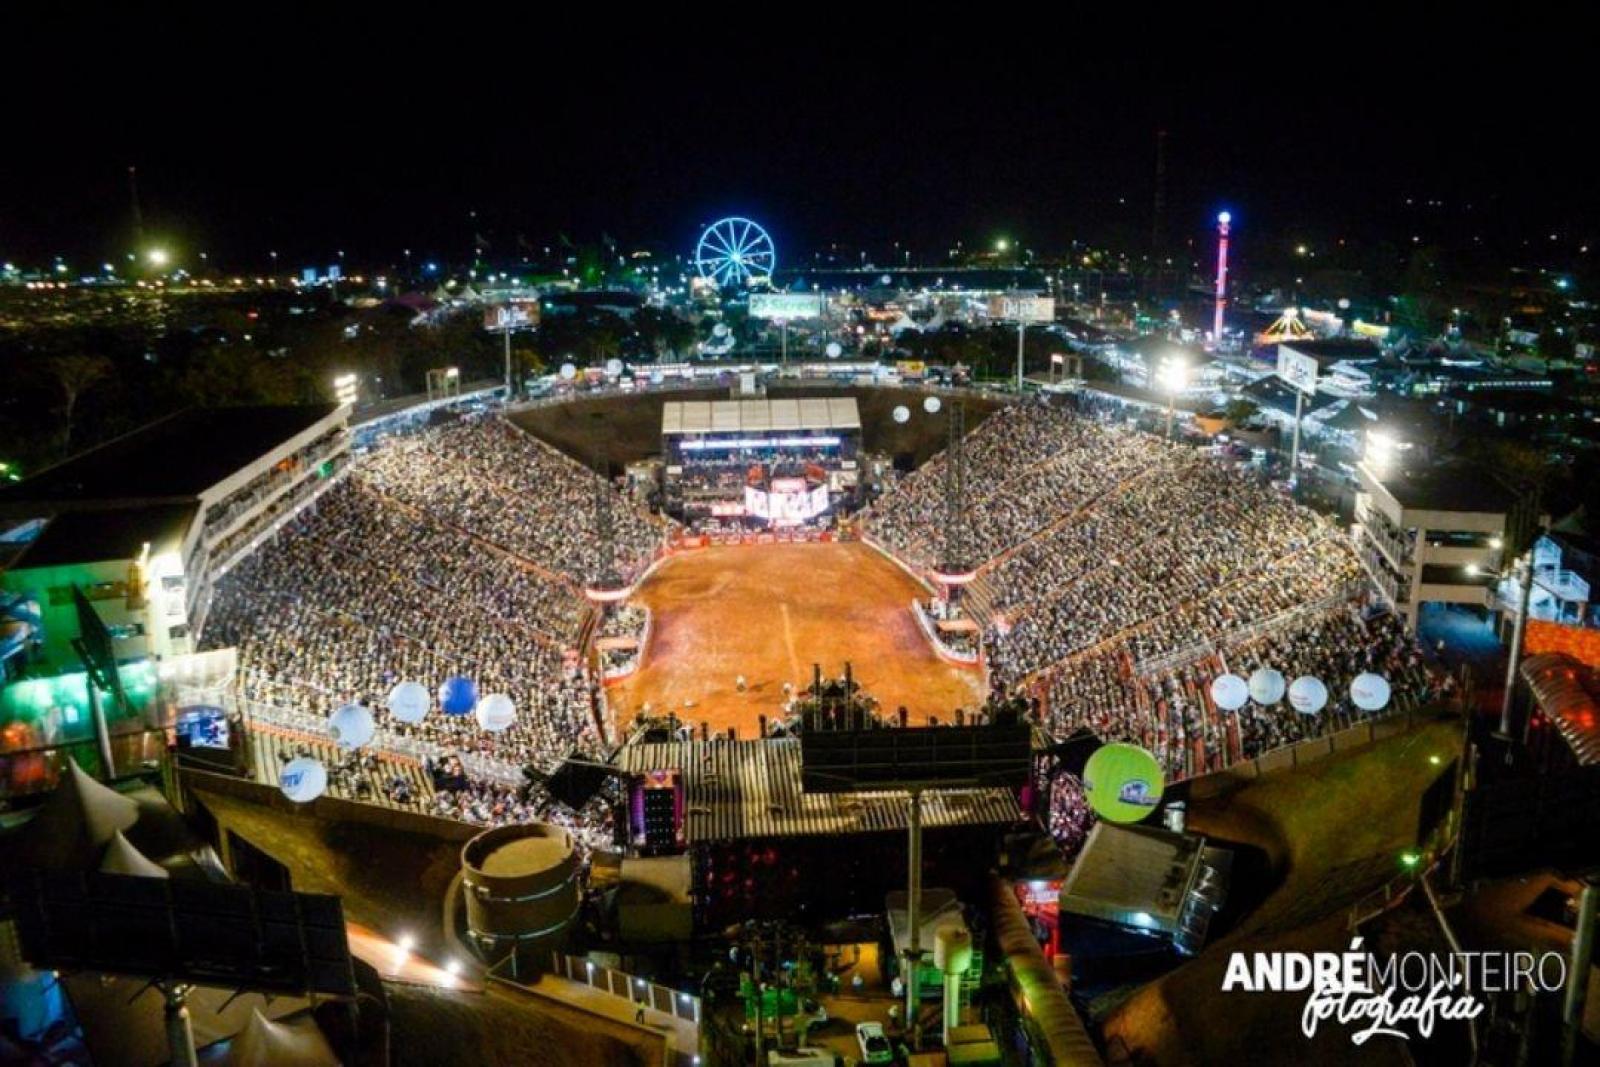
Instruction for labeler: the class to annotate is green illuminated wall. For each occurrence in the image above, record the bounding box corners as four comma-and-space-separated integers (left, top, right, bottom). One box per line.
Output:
1, 558, 139, 672
0, 660, 161, 748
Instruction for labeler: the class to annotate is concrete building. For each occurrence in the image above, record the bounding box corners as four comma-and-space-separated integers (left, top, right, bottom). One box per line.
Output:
1354, 460, 1513, 632
0, 404, 350, 671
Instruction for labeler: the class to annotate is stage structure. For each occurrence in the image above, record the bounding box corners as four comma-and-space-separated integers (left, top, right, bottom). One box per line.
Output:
660, 397, 862, 531
798, 708, 1030, 1049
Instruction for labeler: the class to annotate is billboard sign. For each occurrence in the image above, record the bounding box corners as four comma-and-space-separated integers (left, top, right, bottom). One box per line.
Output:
1276, 345, 1320, 395
12, 870, 358, 998
988, 295, 1055, 323
749, 293, 826, 320
484, 302, 538, 331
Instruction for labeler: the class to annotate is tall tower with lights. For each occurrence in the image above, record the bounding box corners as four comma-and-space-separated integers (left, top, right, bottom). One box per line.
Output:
1213, 211, 1231, 343
933, 404, 976, 599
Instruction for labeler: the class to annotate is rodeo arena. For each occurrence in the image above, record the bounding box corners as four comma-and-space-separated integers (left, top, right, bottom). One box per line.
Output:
2, 356, 1521, 1067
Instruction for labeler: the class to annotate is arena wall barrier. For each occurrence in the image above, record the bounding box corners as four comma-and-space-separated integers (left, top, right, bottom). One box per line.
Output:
1179, 707, 1438, 791
859, 534, 936, 595
666, 527, 838, 551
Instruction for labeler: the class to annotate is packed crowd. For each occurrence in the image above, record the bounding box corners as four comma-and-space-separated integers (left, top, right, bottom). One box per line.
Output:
867, 400, 1439, 785
358, 416, 661, 584
203, 415, 663, 787
1048, 773, 1095, 858
425, 755, 618, 860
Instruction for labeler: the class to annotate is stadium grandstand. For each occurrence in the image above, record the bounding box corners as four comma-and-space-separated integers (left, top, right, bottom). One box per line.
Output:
864, 401, 1442, 793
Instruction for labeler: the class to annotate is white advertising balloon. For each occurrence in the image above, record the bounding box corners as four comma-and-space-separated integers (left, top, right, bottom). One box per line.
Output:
387, 681, 430, 725
328, 703, 376, 749
825, 342, 843, 359
1349, 672, 1392, 712
1248, 668, 1287, 706
1288, 676, 1329, 716
280, 757, 328, 803
892, 405, 911, 424
923, 396, 942, 414
559, 362, 577, 381
1209, 673, 1249, 711
475, 692, 517, 733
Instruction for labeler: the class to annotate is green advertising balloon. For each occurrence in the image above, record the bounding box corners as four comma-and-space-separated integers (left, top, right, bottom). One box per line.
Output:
1082, 743, 1165, 823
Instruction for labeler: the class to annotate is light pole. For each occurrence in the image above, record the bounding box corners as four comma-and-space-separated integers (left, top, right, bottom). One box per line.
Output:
903, 787, 924, 1046
1497, 547, 1535, 739
1015, 321, 1026, 394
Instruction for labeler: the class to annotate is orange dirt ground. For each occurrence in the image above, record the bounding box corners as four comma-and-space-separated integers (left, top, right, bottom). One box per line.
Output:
608, 542, 985, 736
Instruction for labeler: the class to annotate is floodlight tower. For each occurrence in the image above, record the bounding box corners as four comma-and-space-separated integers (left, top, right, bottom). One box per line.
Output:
1213, 211, 1232, 344
583, 448, 629, 608
933, 404, 976, 602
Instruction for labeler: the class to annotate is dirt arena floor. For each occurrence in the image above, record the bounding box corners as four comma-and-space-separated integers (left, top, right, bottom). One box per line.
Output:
608, 542, 984, 735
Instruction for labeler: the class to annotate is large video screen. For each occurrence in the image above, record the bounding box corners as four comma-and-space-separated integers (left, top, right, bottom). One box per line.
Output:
744, 482, 830, 525
176, 706, 231, 750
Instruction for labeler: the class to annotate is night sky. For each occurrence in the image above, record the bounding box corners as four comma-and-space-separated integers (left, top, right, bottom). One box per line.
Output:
6, 14, 1592, 269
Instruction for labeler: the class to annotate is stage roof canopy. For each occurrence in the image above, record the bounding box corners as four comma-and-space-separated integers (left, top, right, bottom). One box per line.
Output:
662, 397, 861, 436
616, 737, 1019, 843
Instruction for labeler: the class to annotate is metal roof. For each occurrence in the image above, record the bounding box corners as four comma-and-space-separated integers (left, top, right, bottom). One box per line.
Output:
616, 738, 1020, 843
1059, 822, 1202, 931
661, 397, 860, 437
0, 405, 343, 509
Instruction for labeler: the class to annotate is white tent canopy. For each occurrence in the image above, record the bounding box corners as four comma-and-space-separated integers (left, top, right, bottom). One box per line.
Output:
99, 829, 169, 879
227, 1008, 338, 1067
15, 758, 139, 869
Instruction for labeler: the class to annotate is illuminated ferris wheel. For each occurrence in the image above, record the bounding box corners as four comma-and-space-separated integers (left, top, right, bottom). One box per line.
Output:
694, 217, 775, 287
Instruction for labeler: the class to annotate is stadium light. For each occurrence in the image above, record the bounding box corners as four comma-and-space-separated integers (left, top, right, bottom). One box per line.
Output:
1157, 354, 1190, 439
1365, 429, 1399, 472
333, 373, 360, 406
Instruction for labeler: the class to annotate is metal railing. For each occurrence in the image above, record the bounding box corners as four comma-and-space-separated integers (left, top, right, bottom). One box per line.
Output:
236, 697, 524, 785
549, 951, 702, 1026
1132, 578, 1368, 677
